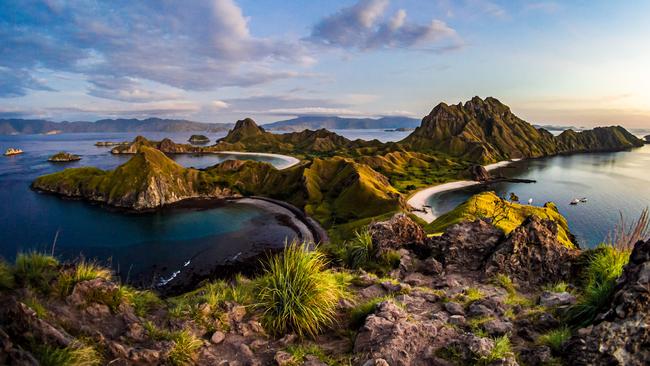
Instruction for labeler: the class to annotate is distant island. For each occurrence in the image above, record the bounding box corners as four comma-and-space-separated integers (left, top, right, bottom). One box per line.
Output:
262, 115, 421, 131
0, 117, 232, 135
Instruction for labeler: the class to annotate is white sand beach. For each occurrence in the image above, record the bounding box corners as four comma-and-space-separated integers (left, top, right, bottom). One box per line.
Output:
213, 151, 300, 170
407, 159, 521, 223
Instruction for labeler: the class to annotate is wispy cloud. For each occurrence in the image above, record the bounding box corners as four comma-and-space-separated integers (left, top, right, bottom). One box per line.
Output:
308, 0, 462, 51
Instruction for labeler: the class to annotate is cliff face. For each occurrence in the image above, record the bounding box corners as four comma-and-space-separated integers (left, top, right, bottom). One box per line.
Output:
401, 97, 643, 164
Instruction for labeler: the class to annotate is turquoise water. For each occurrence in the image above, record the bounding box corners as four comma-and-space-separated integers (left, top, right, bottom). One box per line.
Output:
426, 145, 650, 248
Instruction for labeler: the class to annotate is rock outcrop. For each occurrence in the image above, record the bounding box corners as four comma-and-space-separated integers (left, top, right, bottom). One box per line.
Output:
564, 239, 650, 365
485, 216, 580, 286
368, 214, 426, 256
428, 220, 504, 272
353, 301, 439, 366
468, 164, 490, 182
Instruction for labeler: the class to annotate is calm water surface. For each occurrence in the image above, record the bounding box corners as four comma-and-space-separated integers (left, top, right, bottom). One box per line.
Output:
426, 145, 650, 248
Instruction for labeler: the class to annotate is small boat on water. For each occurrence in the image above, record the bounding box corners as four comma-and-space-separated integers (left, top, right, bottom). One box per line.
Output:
580, 197, 588, 203
4, 148, 23, 156
570, 198, 580, 205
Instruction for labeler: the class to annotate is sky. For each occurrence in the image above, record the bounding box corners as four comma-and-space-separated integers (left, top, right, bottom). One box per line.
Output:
1, 0, 649, 128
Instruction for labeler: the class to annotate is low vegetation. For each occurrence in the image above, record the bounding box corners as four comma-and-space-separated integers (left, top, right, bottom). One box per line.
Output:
255, 242, 350, 338
14, 251, 59, 291
31, 342, 101, 366
57, 260, 112, 296
538, 327, 572, 352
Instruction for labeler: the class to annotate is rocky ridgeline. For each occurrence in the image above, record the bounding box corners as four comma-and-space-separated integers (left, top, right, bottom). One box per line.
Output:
2, 212, 647, 365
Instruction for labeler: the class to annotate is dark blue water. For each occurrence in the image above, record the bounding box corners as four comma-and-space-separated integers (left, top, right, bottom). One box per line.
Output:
0, 132, 303, 284
426, 145, 650, 248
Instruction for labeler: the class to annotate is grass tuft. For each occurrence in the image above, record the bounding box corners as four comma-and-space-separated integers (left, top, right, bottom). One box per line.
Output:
543, 281, 569, 293
168, 330, 202, 366
24, 296, 48, 318
0, 260, 14, 290
566, 245, 630, 327
537, 326, 571, 352
32, 342, 101, 366
255, 241, 349, 338
492, 274, 515, 294
479, 336, 513, 364
349, 296, 392, 328
57, 260, 112, 296
14, 252, 59, 291
346, 228, 375, 269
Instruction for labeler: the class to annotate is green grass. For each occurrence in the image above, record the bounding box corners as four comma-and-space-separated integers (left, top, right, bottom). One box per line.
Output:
349, 296, 392, 328
0, 260, 14, 290
478, 336, 513, 365
255, 242, 350, 338
286, 344, 337, 365
492, 274, 515, 294
24, 296, 48, 318
57, 260, 112, 296
538, 326, 572, 352
345, 228, 375, 269
168, 330, 203, 366
144, 322, 202, 365
566, 245, 630, 327
543, 281, 569, 293
14, 251, 59, 291
32, 342, 101, 366
120, 287, 161, 317
463, 287, 485, 305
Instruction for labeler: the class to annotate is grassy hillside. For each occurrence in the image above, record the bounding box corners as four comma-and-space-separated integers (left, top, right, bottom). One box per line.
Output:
426, 191, 576, 248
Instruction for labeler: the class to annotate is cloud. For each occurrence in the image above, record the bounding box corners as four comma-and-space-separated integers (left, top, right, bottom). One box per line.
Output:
87, 76, 180, 103
524, 2, 561, 14
222, 95, 348, 113
466, 0, 507, 19
211, 100, 230, 110
0, 0, 313, 99
0, 68, 55, 97
308, 0, 461, 51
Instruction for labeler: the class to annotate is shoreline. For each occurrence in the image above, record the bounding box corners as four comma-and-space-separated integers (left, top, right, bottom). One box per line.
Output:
210, 150, 300, 170
407, 159, 522, 223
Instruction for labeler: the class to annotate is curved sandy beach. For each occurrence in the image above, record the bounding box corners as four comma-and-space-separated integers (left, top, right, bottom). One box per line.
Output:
408, 159, 521, 223
213, 151, 300, 170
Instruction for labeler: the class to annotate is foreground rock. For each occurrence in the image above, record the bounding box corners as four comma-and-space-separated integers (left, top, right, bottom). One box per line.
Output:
564, 239, 650, 365
47, 151, 81, 162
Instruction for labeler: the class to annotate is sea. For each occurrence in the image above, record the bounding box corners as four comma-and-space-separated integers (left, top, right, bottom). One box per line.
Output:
0, 128, 648, 284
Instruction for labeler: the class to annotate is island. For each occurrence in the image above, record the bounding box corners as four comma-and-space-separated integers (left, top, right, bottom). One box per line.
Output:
47, 151, 81, 162
188, 134, 210, 144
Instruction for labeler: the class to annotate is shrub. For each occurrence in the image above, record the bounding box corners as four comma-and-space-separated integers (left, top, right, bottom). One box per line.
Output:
256, 242, 349, 338
0, 260, 14, 290
538, 327, 571, 352
566, 245, 630, 327
14, 252, 59, 291
57, 260, 112, 296
130, 289, 162, 317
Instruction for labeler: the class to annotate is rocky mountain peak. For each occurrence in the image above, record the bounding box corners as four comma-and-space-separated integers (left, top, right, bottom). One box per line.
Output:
233, 118, 265, 134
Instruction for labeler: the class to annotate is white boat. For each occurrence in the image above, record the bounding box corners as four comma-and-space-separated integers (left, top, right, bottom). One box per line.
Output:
4, 148, 23, 156
570, 198, 580, 205
580, 197, 588, 203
